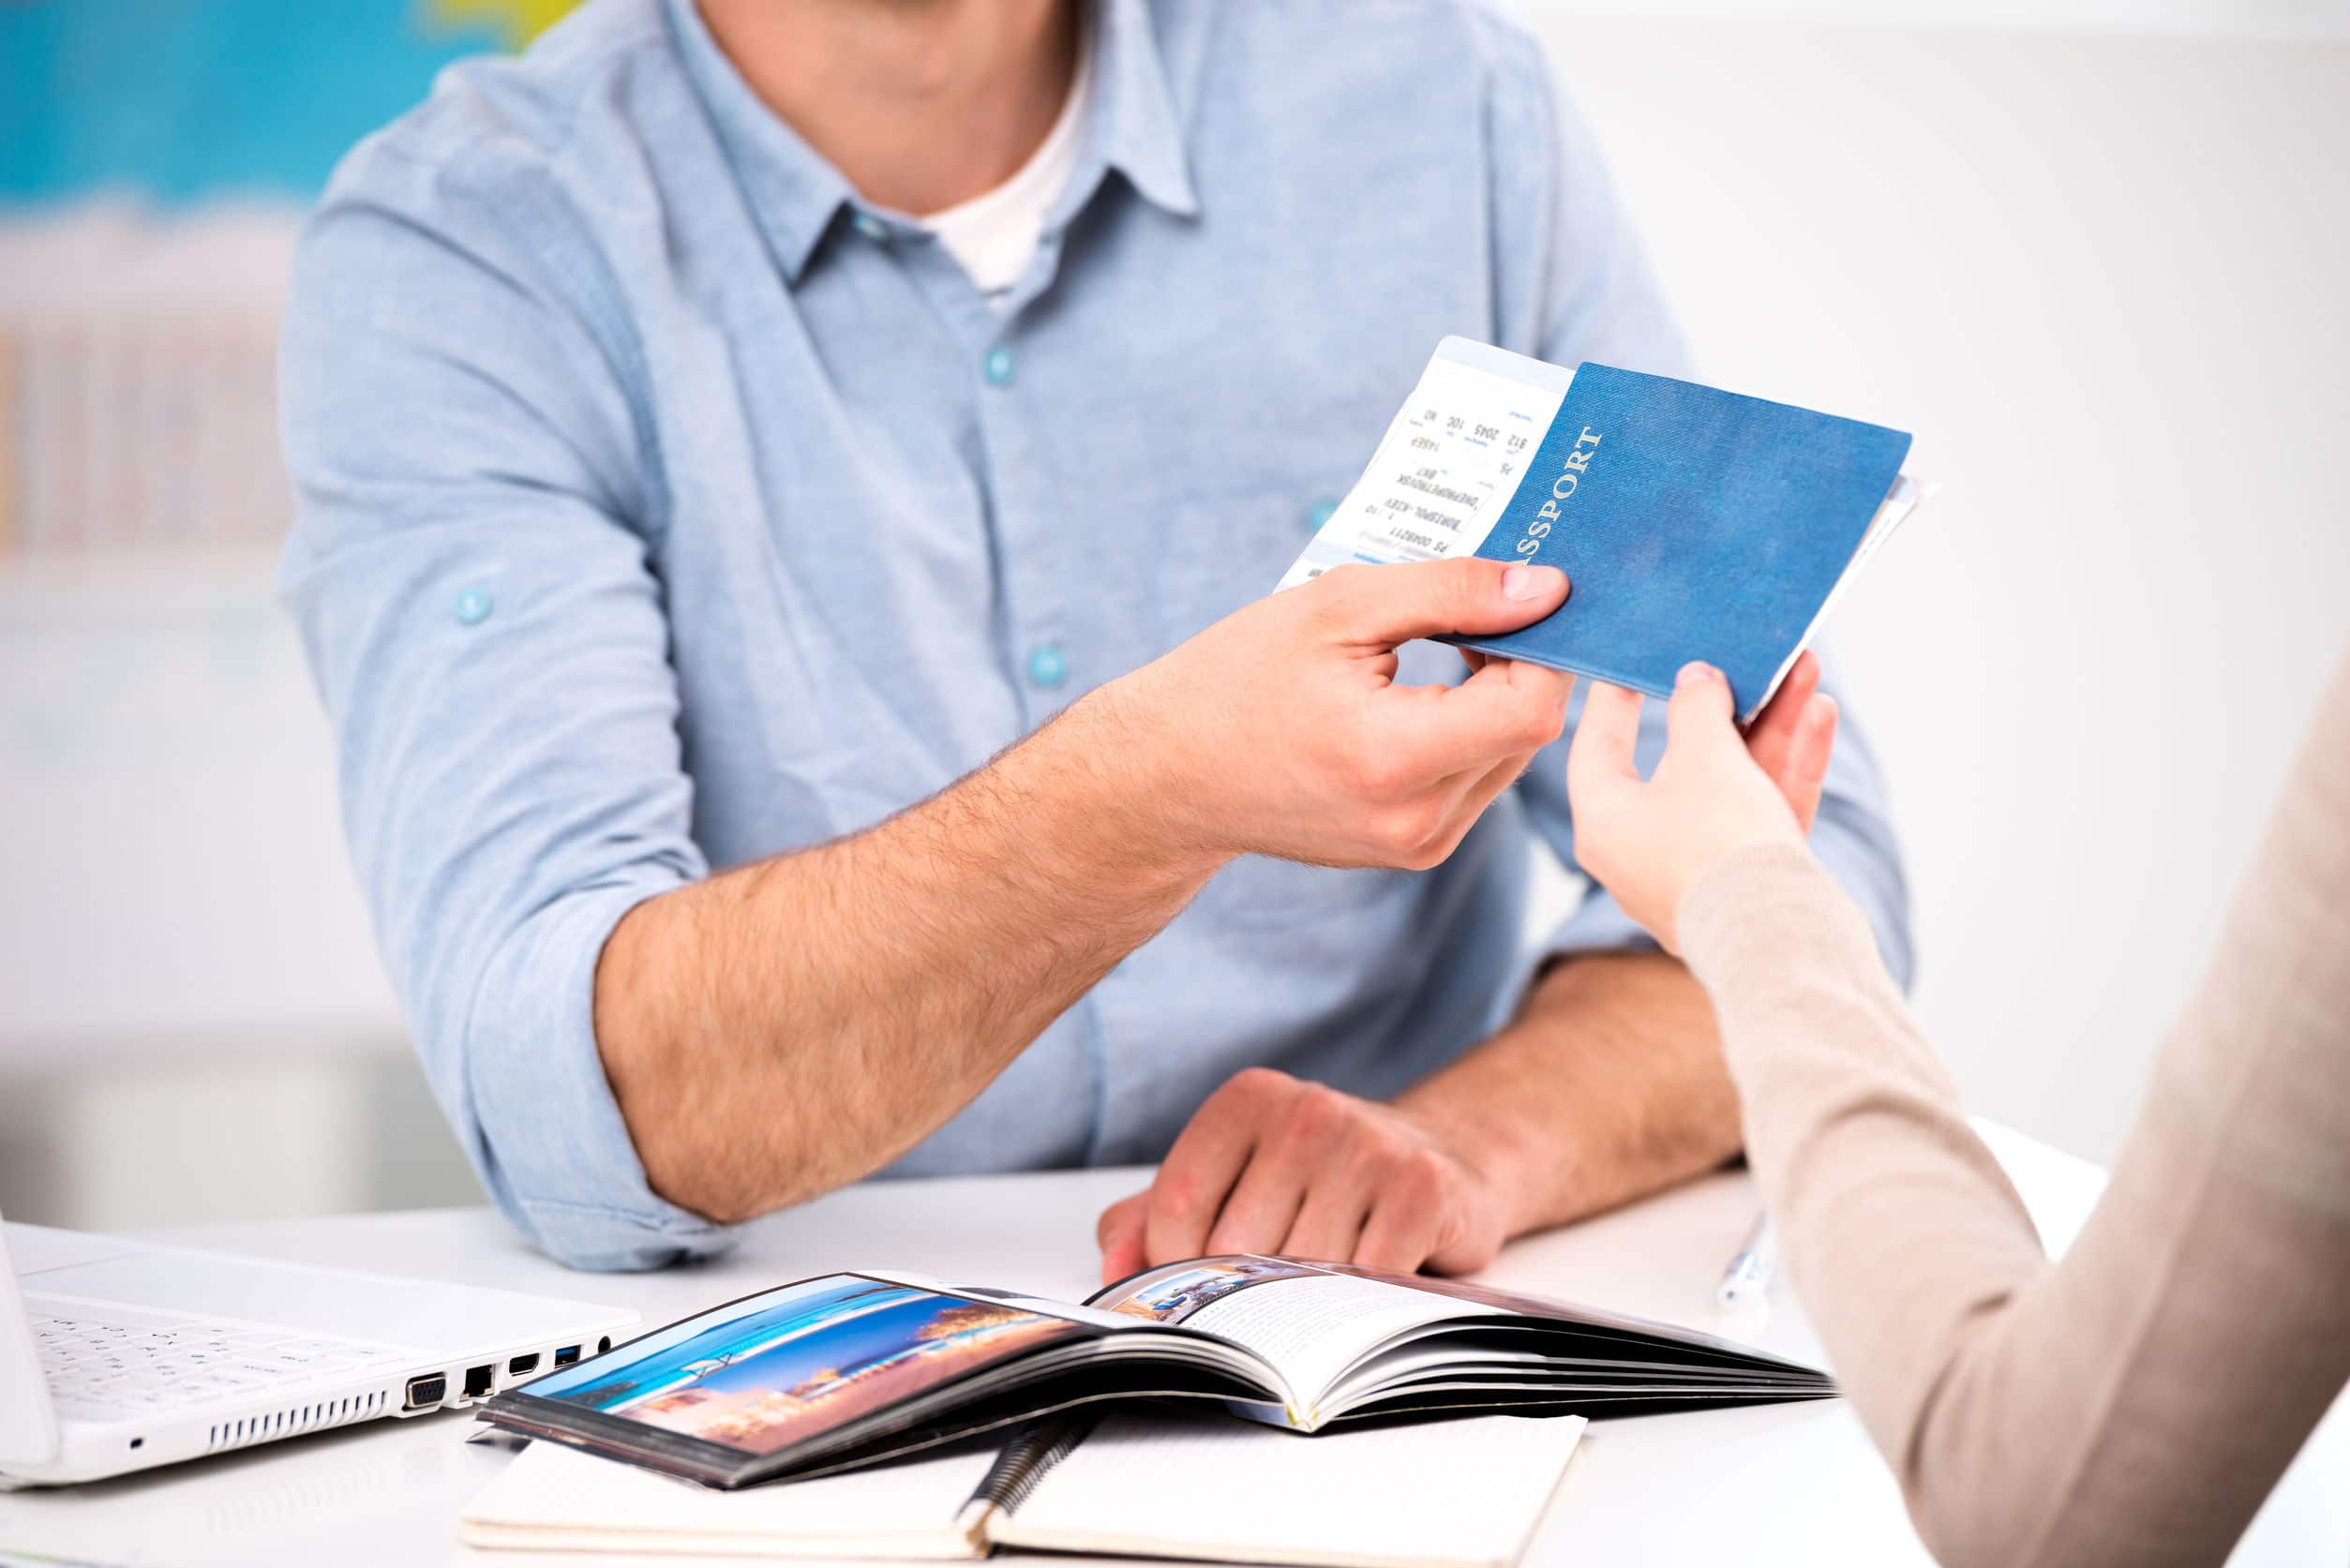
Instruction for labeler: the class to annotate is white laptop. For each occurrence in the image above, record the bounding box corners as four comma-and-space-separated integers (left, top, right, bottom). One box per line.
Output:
0, 1204, 638, 1486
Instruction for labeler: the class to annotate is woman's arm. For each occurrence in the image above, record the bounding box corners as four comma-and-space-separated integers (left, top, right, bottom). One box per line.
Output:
1567, 655, 2350, 1568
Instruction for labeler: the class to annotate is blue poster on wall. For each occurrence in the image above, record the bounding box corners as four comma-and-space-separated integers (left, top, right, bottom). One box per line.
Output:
0, 0, 576, 205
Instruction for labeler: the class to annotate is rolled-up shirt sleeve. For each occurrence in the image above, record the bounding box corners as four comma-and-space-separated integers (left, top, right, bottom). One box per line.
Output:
277, 141, 735, 1269
1482, 27, 1915, 989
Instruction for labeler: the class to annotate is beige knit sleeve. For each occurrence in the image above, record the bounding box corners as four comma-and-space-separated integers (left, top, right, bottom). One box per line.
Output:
1674, 655, 2350, 1568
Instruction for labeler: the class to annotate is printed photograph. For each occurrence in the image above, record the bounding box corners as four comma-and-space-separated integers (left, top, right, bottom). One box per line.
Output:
1307, 1262, 1725, 1349
1310, 1262, 1578, 1320
1091, 1255, 1327, 1323
528, 1275, 1085, 1456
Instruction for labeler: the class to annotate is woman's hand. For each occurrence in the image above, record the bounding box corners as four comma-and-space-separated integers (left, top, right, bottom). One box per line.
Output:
1564, 651, 1840, 952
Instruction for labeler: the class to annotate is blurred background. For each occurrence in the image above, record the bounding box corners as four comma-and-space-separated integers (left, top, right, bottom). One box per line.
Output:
3, 0, 2346, 1233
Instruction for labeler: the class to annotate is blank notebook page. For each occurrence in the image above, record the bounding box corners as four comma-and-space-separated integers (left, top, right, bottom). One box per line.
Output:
995, 1411, 1586, 1568
459, 1437, 995, 1557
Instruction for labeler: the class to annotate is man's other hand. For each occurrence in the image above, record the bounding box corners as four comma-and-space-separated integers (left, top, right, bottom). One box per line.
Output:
1105, 559, 1575, 873
1094, 1067, 1508, 1283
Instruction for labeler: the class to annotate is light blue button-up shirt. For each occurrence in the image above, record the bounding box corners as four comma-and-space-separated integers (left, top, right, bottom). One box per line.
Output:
280, 0, 1910, 1270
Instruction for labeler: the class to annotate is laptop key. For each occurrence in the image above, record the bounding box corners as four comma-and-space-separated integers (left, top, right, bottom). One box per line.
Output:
36, 1308, 411, 1410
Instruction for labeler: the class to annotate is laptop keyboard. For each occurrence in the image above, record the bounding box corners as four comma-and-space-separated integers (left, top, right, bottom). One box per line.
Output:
32, 1300, 408, 1416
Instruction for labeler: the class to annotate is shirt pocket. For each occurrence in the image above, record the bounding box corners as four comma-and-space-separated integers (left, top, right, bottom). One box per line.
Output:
1153, 491, 1323, 650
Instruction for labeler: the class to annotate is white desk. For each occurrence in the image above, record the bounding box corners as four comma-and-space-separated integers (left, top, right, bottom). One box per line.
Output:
3, 1123, 2343, 1567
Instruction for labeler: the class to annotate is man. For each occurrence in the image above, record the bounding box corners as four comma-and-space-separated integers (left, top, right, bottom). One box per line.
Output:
280, 0, 1909, 1276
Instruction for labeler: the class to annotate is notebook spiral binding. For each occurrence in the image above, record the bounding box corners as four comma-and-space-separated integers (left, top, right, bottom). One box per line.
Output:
973, 1410, 1103, 1516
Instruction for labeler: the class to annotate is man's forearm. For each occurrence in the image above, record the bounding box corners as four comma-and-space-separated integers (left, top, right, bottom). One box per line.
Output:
593, 558, 1579, 1238
1395, 950, 1744, 1235
595, 689, 1221, 1224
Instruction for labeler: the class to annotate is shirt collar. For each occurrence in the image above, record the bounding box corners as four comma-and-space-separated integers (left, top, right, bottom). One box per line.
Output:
666, 0, 1197, 286
1073, 0, 1200, 225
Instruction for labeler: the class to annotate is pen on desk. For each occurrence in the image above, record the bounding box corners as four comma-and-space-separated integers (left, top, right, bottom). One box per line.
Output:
1716, 1211, 1778, 1309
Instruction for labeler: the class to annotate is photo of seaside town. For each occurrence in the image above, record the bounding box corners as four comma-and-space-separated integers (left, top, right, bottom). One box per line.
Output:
530, 1276, 1085, 1456
1095, 1255, 1327, 1323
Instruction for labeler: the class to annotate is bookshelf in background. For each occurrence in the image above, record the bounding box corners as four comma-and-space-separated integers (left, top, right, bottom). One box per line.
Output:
0, 315, 289, 561
0, 203, 300, 567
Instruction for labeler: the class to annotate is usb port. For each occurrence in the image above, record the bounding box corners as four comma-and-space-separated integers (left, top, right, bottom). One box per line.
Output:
463, 1364, 495, 1399
508, 1352, 540, 1376
553, 1346, 580, 1366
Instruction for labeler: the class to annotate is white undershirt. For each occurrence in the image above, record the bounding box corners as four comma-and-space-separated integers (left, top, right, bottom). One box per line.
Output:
920, 37, 1092, 306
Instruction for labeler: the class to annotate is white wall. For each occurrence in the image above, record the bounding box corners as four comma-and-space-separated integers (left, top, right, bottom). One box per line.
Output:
1516, 0, 2350, 37
1524, 13, 2350, 1159
2, 11, 2345, 1230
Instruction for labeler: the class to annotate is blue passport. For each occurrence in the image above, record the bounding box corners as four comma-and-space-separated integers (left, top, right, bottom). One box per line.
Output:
1277, 339, 1921, 722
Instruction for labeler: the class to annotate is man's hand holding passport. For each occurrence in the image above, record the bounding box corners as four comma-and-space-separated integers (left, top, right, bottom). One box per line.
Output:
1278, 336, 1921, 723
1093, 338, 1923, 1282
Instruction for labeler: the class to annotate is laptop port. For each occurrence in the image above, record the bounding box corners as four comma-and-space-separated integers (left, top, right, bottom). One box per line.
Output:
463, 1364, 495, 1399
553, 1346, 580, 1366
507, 1352, 540, 1376
597, 1337, 611, 1353
405, 1374, 447, 1411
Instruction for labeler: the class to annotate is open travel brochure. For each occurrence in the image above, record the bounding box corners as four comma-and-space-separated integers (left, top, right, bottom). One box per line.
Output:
474, 1255, 1831, 1491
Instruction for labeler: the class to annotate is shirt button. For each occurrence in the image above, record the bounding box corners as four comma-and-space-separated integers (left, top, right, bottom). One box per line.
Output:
851, 212, 889, 243
1025, 643, 1067, 688
983, 346, 1016, 387
452, 588, 493, 626
1306, 498, 1339, 530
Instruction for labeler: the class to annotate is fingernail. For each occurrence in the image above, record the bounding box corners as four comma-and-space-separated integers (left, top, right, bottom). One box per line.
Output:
1504, 564, 1566, 602
1677, 662, 1717, 689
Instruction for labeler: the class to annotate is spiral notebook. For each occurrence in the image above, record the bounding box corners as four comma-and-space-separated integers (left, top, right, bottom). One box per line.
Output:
461, 1406, 1588, 1568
